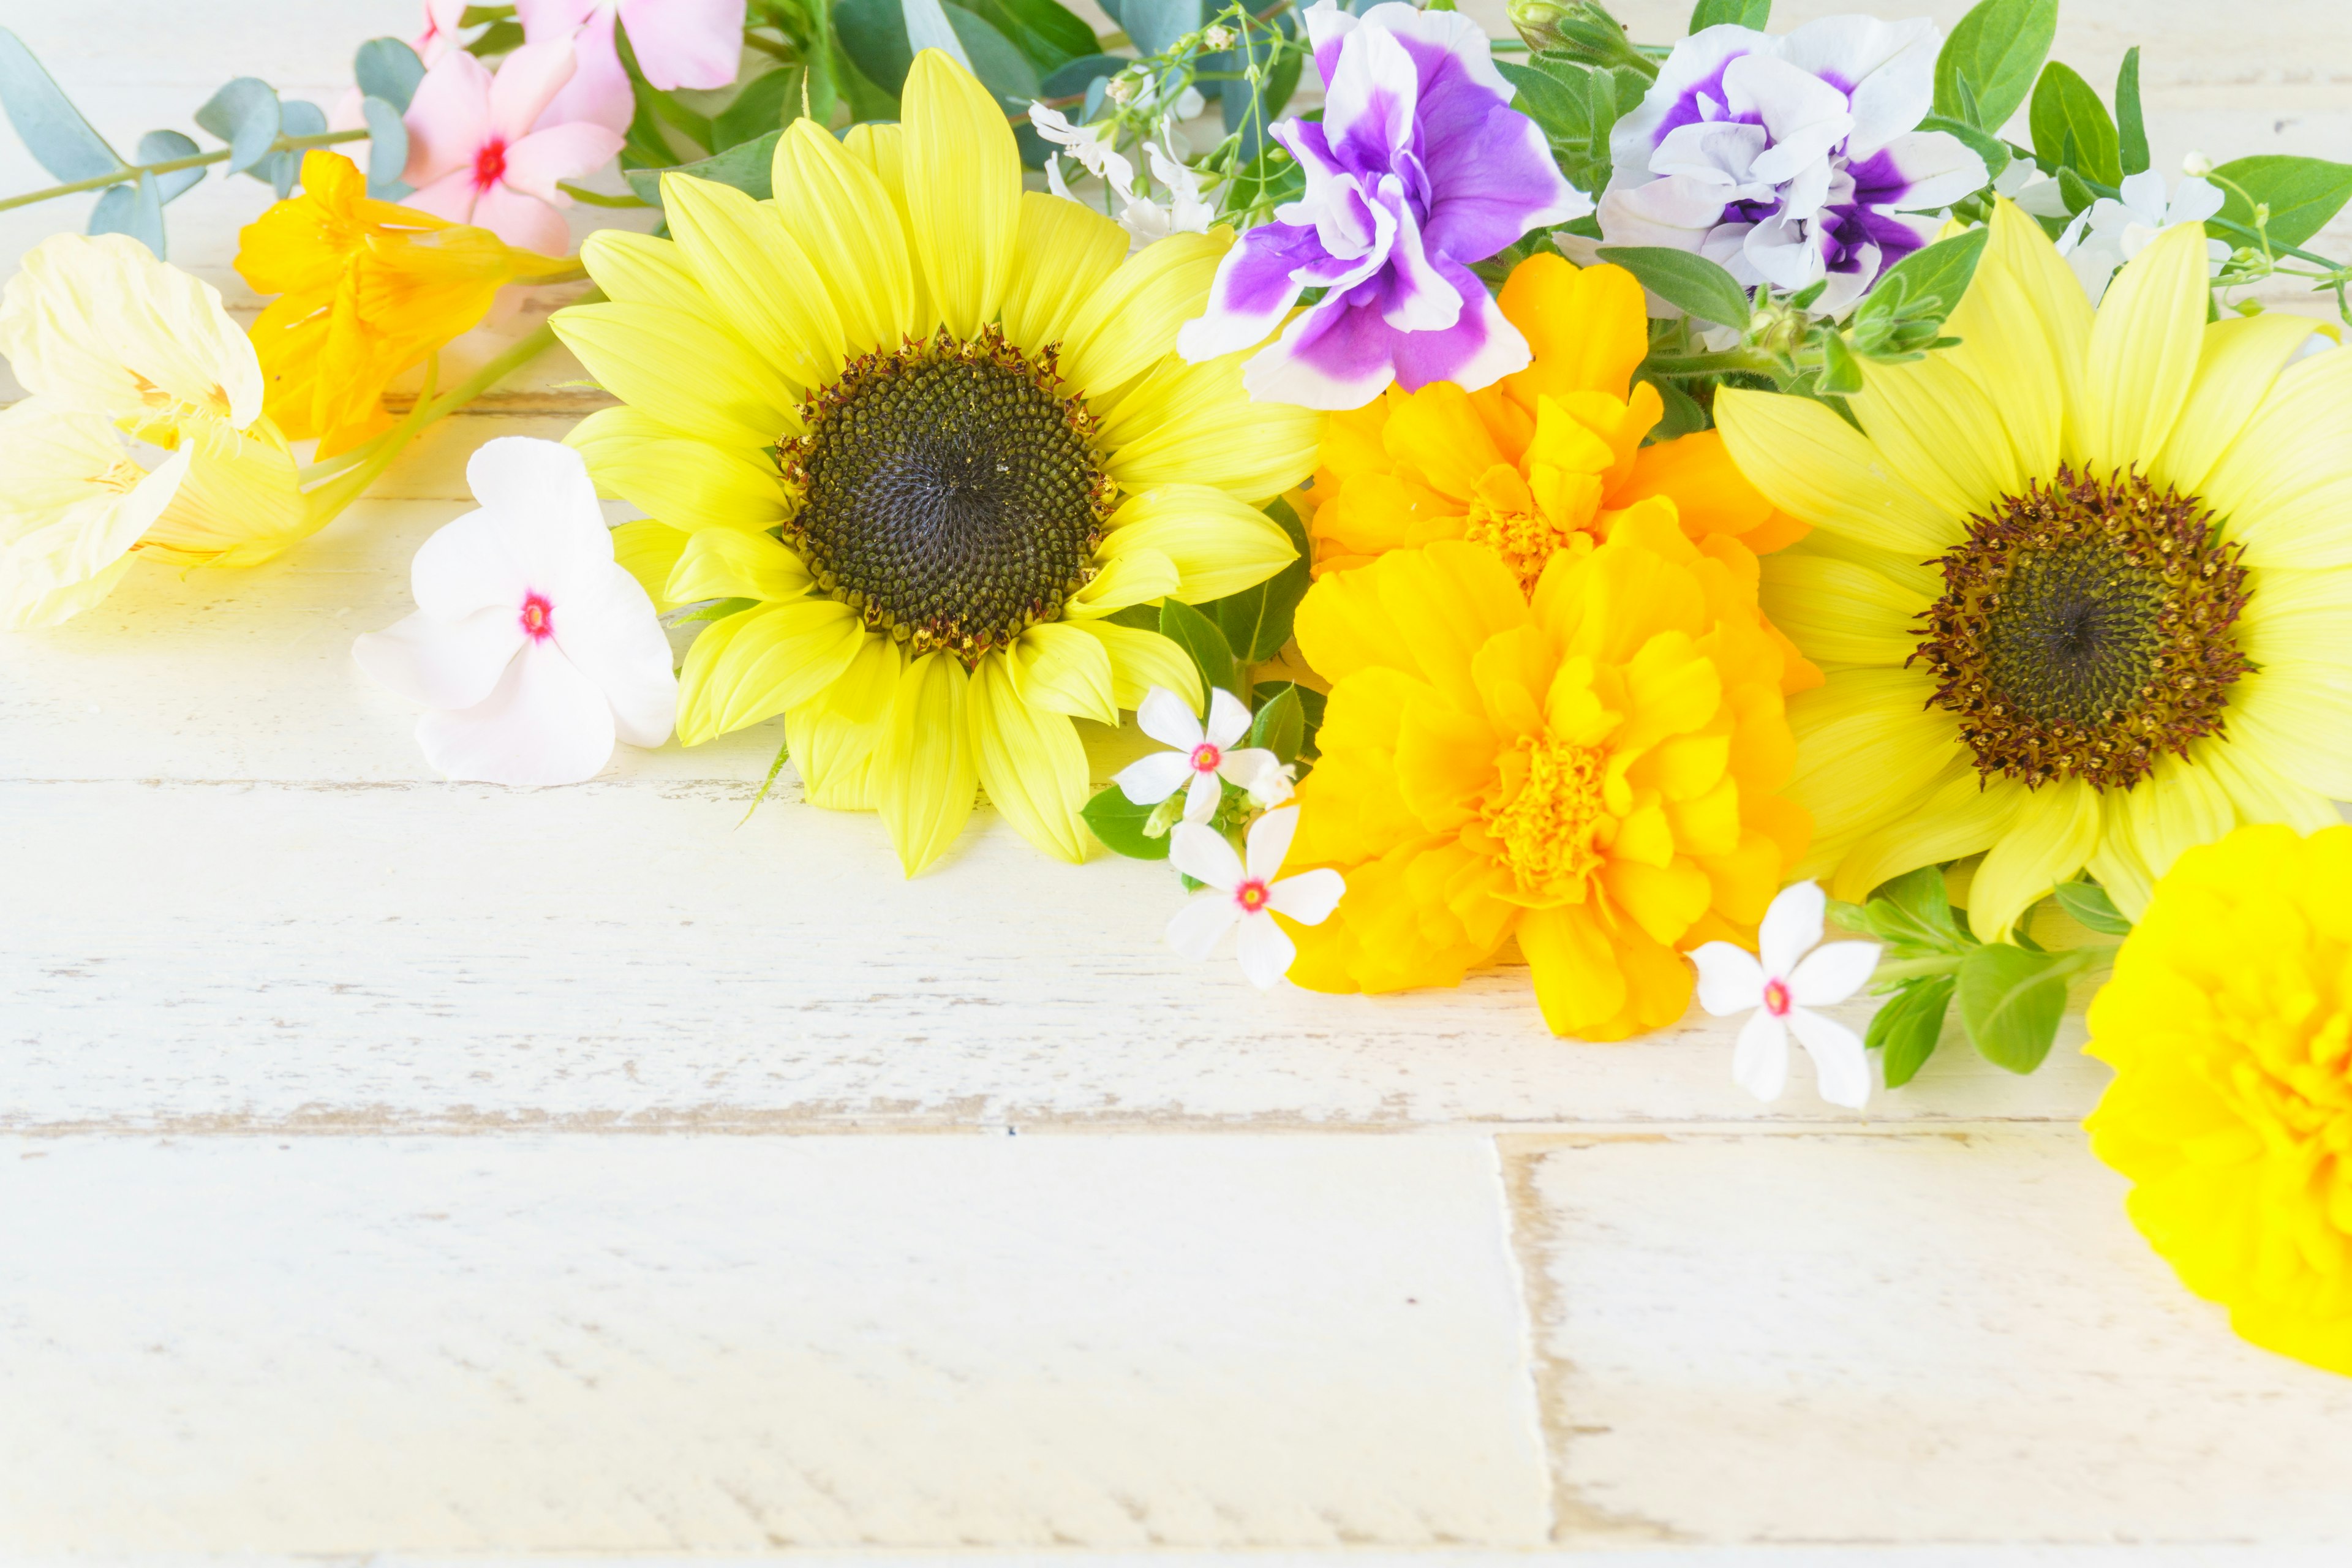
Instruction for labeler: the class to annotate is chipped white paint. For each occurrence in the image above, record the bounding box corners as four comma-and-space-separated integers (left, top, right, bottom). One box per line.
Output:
2, 0, 2348, 1556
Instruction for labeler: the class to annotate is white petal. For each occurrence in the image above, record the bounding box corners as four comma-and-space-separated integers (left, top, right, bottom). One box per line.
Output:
1168, 820, 1244, 890
1216, 746, 1281, 791
1730, 1008, 1790, 1103
1243, 803, 1299, 883
1204, 685, 1253, 748
1689, 941, 1767, 1016
1183, 766, 1224, 822
1267, 867, 1344, 926
415, 638, 616, 786
410, 508, 529, 620
1788, 940, 1881, 1008
469, 435, 610, 608
1136, 685, 1205, 750
1234, 910, 1297, 990
1166, 890, 1241, 960
1115, 749, 1193, 805
549, 563, 677, 748
352, 606, 526, 711
1758, 880, 1826, 978
1787, 1006, 1873, 1110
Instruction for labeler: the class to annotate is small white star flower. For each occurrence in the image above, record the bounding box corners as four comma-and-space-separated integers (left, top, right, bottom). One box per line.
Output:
1690, 881, 1880, 1109
1114, 685, 1283, 823
1166, 805, 1345, 988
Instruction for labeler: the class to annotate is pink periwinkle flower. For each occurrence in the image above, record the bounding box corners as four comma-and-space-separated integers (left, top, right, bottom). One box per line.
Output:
416, 0, 469, 66
401, 40, 627, 255
516, 0, 747, 134
1175, 0, 1588, 410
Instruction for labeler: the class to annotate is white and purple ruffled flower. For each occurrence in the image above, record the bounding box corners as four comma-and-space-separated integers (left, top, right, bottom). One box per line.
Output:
1599, 15, 1988, 314
1175, 0, 1589, 410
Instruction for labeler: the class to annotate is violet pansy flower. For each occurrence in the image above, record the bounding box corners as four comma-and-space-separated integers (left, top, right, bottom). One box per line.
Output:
1599, 15, 1988, 314
1175, 0, 1589, 410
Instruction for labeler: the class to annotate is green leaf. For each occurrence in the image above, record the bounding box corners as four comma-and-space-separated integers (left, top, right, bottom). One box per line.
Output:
360, 97, 410, 197
1082, 784, 1172, 859
1933, 0, 2057, 134
835, 0, 915, 97
715, 66, 802, 148
88, 169, 164, 257
1501, 56, 1618, 193
1868, 973, 1955, 1088
944, 3, 1039, 108
1595, 245, 1752, 328
2114, 46, 2147, 177
1688, 0, 1769, 28
2210, 155, 2352, 249
1159, 598, 1245, 704
135, 129, 205, 203
0, 27, 124, 183
1246, 684, 1305, 765
255, 99, 325, 198
354, 37, 426, 113
1917, 113, 2008, 183
2029, 61, 2121, 188
1121, 0, 1201, 56
1206, 498, 1310, 664
902, 0, 976, 68
1838, 865, 1971, 956
467, 17, 526, 56
195, 77, 281, 179
986, 0, 1097, 67
1956, 944, 2077, 1074
1856, 227, 1989, 333
2051, 879, 2132, 937
625, 127, 786, 204
1248, 680, 1326, 759
1816, 331, 1864, 395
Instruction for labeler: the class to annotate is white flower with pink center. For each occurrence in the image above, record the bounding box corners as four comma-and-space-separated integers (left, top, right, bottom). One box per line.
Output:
354, 437, 676, 786
1166, 806, 1346, 989
1690, 881, 1880, 1109
1114, 686, 1286, 824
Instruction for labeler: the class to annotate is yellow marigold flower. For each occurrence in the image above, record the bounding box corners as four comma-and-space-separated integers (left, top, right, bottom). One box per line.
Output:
0, 233, 312, 628
237, 151, 573, 458
549, 52, 1322, 875
1281, 507, 1811, 1039
1718, 200, 2352, 941
2085, 823, 2352, 1375
1308, 255, 1810, 587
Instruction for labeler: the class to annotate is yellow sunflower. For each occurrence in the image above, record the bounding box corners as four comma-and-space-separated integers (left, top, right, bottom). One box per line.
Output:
551, 51, 1321, 873
1717, 199, 2352, 941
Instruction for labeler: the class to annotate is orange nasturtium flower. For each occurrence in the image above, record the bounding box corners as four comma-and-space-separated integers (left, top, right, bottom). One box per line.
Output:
234, 151, 575, 456
1305, 255, 1810, 586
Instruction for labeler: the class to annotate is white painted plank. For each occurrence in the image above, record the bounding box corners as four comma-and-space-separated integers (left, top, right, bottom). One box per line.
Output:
1510, 1128, 2352, 1545
0, 1134, 1548, 1551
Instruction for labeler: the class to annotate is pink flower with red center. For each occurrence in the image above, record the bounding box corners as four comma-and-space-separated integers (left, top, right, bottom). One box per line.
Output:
399, 39, 625, 255
1114, 686, 1289, 824
1691, 882, 1880, 1109
416, 0, 470, 66
516, 0, 747, 134
1167, 806, 1346, 990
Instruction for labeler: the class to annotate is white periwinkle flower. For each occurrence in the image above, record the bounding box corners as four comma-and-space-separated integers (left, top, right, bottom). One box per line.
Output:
1120, 142, 1214, 244
1028, 101, 1136, 194
1166, 805, 1346, 988
2056, 169, 2228, 303
353, 437, 676, 786
1691, 881, 1880, 1109
1115, 686, 1283, 823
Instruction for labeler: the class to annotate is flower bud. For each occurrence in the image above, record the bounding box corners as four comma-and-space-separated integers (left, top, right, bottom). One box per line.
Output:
2182, 151, 2214, 178
1203, 23, 1235, 49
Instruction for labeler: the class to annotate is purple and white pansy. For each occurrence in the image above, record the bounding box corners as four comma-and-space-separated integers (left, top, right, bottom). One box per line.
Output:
1175, 0, 1589, 410
1599, 15, 1989, 314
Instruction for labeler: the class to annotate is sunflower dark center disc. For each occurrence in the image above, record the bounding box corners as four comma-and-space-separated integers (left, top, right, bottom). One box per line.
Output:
1912, 466, 2251, 791
779, 326, 1112, 660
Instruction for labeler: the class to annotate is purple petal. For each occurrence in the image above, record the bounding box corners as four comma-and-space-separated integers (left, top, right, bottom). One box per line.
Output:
1852, 133, 1989, 213
1175, 221, 1329, 363
1322, 21, 1418, 179
1389, 254, 1529, 393
1421, 102, 1589, 263
1239, 293, 1404, 411
1366, 178, 1461, 333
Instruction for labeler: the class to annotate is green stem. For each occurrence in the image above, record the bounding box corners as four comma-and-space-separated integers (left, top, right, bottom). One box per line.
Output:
0, 128, 370, 214
1644, 347, 1777, 379
1871, 955, 1970, 984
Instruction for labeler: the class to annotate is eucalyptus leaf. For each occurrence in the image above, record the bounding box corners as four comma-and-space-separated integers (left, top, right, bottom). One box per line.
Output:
901, 0, 975, 69
836, 0, 916, 96
1245, 684, 1305, 766
135, 130, 205, 203
195, 77, 282, 179
1081, 783, 1172, 859
2051, 880, 2132, 937
1123, 0, 1202, 56
2114, 46, 2147, 177
1042, 53, 1126, 97
988, 0, 1098, 68
1932, 0, 2057, 134
88, 169, 165, 257
1159, 598, 1246, 704
1595, 244, 1752, 328
0, 26, 124, 183
946, 4, 1039, 107
1869, 973, 1955, 1088
260, 100, 326, 198
2029, 61, 2121, 188
1688, 0, 1768, 28
2210, 155, 2352, 249
354, 36, 427, 113
625, 127, 786, 204
1956, 944, 2078, 1074
361, 96, 410, 197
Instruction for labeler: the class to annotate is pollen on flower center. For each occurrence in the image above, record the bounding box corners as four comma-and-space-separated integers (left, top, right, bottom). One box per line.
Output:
473, 139, 508, 189
1463, 496, 1578, 593
1235, 878, 1271, 912
778, 326, 1115, 662
1912, 466, 2250, 791
1763, 978, 1791, 1017
1191, 742, 1223, 773
520, 592, 552, 640
1479, 732, 1610, 900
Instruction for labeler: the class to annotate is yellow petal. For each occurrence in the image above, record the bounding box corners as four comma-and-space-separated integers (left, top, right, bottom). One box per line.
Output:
1757, 550, 1932, 666
1010, 620, 1118, 725
666, 527, 812, 605
1940, 217, 2067, 478
2228, 662, 2352, 799
140, 420, 314, 568
900, 50, 1020, 339
1101, 348, 1324, 501
579, 229, 707, 312
1060, 230, 1231, 401
551, 301, 796, 452
1852, 345, 2024, 519
1977, 199, 2094, 463
676, 598, 868, 744
1001, 192, 1128, 355
1785, 666, 1969, 865
1061, 619, 1202, 709
1097, 484, 1296, 603
823, 628, 905, 723
0, 399, 183, 627
660, 172, 845, 390
1714, 388, 1955, 556
2195, 347, 2352, 568
1830, 760, 2021, 901
1517, 903, 1623, 1037
770, 118, 916, 355
569, 426, 790, 534
1969, 775, 2101, 940
840, 121, 936, 339
876, 649, 980, 874
2148, 312, 2320, 499
970, 653, 1091, 861
785, 699, 883, 809
2080, 221, 2211, 474
1063, 546, 1182, 618
610, 518, 689, 609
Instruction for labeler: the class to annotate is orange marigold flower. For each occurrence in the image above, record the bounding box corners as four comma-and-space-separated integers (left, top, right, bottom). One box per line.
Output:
1306, 255, 1810, 587
1280, 508, 1811, 1039
235, 151, 574, 456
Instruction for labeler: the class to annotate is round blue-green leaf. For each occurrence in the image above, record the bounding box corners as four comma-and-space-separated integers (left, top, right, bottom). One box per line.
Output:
136, 129, 205, 203
361, 96, 410, 197
89, 169, 165, 257
0, 26, 126, 182
354, 36, 426, 113
195, 76, 281, 178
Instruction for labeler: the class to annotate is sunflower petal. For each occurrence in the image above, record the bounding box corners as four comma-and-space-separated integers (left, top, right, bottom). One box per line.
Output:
1852, 345, 2024, 520
1061, 619, 1203, 709
2149, 312, 2321, 500
970, 653, 1091, 861
1001, 192, 1128, 355
769, 118, 916, 356
666, 527, 812, 604
876, 649, 979, 874
900, 50, 1020, 339
2080, 220, 2210, 474
1101, 348, 1324, 501
579, 229, 707, 312
661, 172, 845, 392
551, 301, 796, 452
1060, 230, 1231, 402
1097, 484, 1297, 604
1968, 775, 2101, 940
1714, 388, 1954, 556
676, 597, 868, 744
1009, 620, 1118, 725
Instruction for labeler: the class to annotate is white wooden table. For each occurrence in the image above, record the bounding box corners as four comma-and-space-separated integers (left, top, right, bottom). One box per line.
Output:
6, 2, 2352, 1559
